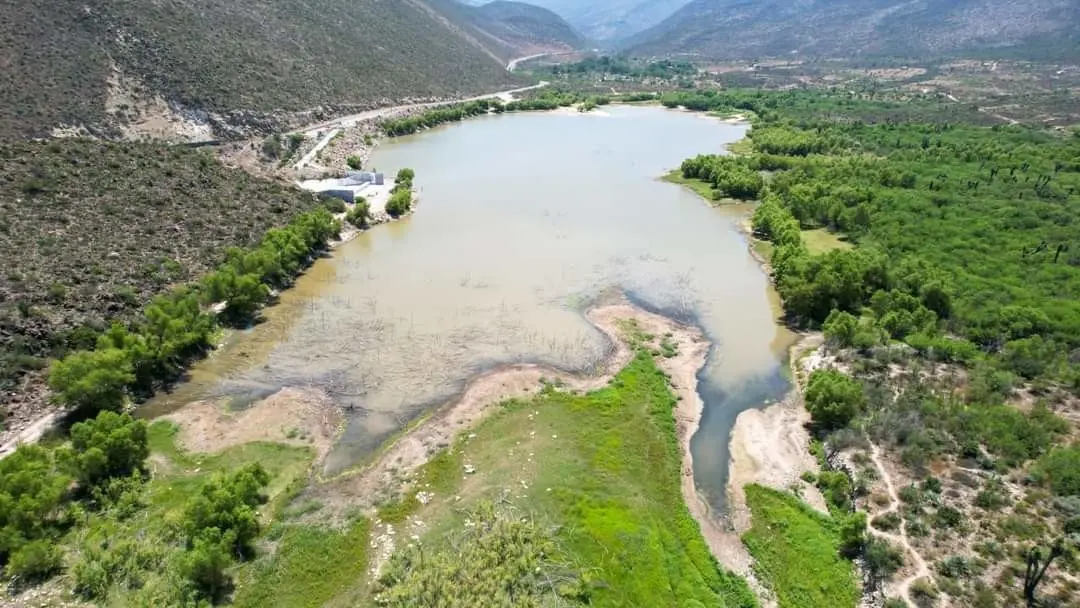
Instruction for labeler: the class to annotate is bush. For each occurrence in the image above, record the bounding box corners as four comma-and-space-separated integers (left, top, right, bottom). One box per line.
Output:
374, 503, 587, 606
937, 555, 972, 579
385, 189, 412, 218
0, 445, 71, 569
65, 411, 149, 488
805, 369, 865, 431
816, 470, 854, 513
345, 155, 363, 170
48, 348, 135, 413
935, 505, 963, 528
346, 198, 370, 228
319, 196, 346, 213
872, 512, 902, 532
1033, 446, 1080, 496
182, 463, 269, 555
838, 512, 868, 558
179, 531, 235, 603
395, 168, 415, 185
864, 538, 904, 581
7, 540, 63, 582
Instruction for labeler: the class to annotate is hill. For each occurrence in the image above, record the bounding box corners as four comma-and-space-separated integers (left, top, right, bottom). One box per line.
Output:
0, 0, 579, 140
624, 0, 1080, 60
466, 1, 584, 53
466, 0, 694, 42
0, 139, 327, 439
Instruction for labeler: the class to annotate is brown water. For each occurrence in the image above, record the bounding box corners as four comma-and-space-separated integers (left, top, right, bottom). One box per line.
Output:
150, 106, 794, 510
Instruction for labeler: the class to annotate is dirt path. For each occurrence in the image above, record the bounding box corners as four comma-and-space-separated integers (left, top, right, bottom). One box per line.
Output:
868, 442, 932, 606
0, 411, 60, 459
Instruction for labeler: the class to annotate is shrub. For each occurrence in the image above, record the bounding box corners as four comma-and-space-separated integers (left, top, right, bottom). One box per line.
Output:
0, 445, 71, 570
937, 555, 972, 579
935, 506, 962, 529
374, 503, 587, 606
48, 348, 135, 413
65, 411, 149, 488
1033, 445, 1080, 496
179, 531, 235, 603
346, 155, 363, 170
346, 199, 371, 228
7, 540, 63, 582
182, 463, 269, 555
385, 189, 412, 218
805, 369, 865, 431
395, 167, 415, 185
319, 196, 346, 213
816, 470, 854, 513
865, 538, 904, 581
872, 512, 902, 532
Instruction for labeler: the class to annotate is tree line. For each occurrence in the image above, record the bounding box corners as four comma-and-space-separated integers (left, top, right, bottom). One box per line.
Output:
48, 208, 340, 416
380, 90, 607, 137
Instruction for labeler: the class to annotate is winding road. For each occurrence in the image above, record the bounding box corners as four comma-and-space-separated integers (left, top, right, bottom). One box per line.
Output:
293, 79, 549, 171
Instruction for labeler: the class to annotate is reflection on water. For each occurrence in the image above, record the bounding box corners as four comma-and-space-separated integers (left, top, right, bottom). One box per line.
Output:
149, 106, 793, 511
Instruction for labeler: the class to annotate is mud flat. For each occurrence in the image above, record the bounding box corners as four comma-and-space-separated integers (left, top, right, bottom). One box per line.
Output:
299, 298, 752, 574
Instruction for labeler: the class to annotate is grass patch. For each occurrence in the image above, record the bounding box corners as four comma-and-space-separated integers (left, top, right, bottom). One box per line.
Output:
663, 169, 718, 201
233, 518, 371, 608
725, 137, 754, 156
802, 228, 853, 255
379, 352, 757, 607
742, 484, 859, 608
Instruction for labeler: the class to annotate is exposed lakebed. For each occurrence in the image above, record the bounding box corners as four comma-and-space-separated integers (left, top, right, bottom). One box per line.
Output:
149, 105, 793, 511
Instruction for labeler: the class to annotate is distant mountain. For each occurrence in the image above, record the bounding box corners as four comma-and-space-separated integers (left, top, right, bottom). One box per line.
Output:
0, 0, 578, 139
464, 0, 695, 42
466, 1, 584, 52
624, 0, 1080, 60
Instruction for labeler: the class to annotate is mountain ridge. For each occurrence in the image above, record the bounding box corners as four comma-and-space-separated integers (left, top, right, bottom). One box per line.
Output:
624, 0, 1080, 60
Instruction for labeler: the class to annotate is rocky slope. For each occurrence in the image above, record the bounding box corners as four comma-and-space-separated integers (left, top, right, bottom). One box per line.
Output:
0, 0, 578, 140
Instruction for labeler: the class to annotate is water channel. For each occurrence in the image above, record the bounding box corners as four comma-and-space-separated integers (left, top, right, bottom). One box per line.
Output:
151, 105, 794, 512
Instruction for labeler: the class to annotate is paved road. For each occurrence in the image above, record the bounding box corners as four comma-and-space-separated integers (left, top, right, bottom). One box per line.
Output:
507, 52, 551, 71
293, 80, 549, 170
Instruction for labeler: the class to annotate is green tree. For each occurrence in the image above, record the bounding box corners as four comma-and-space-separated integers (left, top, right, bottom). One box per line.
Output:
182, 463, 270, 556
805, 369, 865, 432
179, 530, 235, 603
48, 347, 134, 413
864, 538, 904, 585
823, 310, 859, 348
7, 539, 63, 582
395, 168, 415, 185
65, 411, 149, 488
386, 189, 412, 218
0, 445, 70, 573
838, 512, 868, 558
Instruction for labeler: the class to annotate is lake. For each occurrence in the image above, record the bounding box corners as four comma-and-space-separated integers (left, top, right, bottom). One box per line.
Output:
151, 105, 793, 512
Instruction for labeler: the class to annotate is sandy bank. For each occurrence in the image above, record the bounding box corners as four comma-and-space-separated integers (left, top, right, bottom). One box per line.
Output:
163, 387, 344, 464
726, 334, 829, 535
